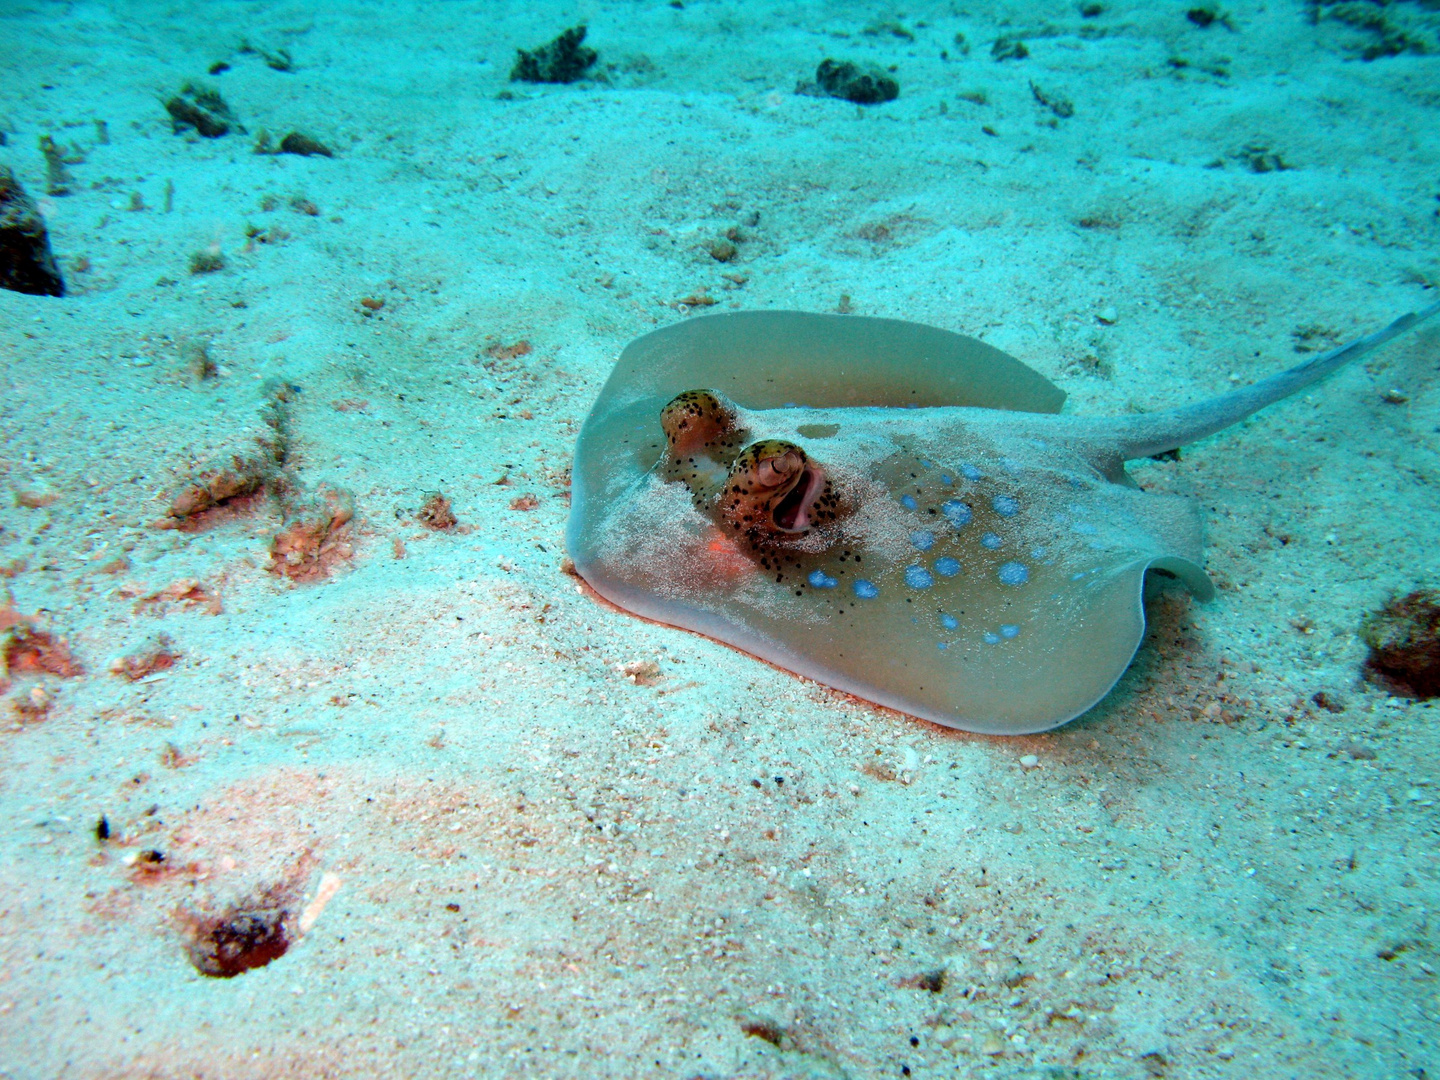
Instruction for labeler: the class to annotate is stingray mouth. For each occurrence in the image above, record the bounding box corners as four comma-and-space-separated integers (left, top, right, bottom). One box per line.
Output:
771, 461, 826, 532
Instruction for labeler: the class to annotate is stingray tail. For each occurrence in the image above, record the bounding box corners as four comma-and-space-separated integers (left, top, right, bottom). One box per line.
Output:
1108, 297, 1440, 461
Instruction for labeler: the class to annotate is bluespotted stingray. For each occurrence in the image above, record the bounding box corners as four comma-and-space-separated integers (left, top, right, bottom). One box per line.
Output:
567, 303, 1438, 734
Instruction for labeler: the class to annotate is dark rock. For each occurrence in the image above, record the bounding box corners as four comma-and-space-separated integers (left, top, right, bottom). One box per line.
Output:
808, 59, 899, 105
0, 166, 65, 297
165, 81, 240, 138
1361, 589, 1440, 699
511, 25, 597, 84
278, 132, 333, 157
187, 905, 290, 978
1030, 81, 1074, 118
992, 36, 1030, 61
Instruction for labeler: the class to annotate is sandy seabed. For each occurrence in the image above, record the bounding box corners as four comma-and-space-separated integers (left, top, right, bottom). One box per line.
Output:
2, 2, 1439, 1077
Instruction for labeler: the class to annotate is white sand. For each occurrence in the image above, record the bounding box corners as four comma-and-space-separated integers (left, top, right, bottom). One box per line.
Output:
1, 1, 1438, 1076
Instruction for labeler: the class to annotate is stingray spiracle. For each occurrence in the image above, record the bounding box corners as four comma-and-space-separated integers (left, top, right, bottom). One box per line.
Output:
719, 439, 837, 539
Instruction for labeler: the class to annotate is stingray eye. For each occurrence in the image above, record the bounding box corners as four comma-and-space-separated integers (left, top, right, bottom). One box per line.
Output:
754, 449, 802, 488
722, 440, 829, 538
660, 389, 737, 455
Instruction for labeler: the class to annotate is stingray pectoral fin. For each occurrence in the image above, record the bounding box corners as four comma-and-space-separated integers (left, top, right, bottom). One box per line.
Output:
597, 310, 1066, 414
949, 556, 1200, 735
840, 554, 1211, 736
1146, 555, 1214, 602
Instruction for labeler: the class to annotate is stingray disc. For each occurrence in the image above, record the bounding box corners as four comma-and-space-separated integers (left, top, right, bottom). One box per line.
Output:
568, 311, 1209, 734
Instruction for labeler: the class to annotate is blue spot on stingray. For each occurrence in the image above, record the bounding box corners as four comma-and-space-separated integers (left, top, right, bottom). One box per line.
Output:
1072, 522, 1097, 535
998, 562, 1030, 586
934, 556, 961, 577
1071, 571, 1087, 581
1000, 624, 1020, 639
853, 579, 879, 599
1031, 546, 1047, 558
921, 458, 934, 469
941, 500, 973, 528
940, 613, 959, 630
960, 463, 982, 481
937, 641, 949, 651
992, 495, 1020, 517
941, 473, 954, 485
807, 570, 838, 589
910, 530, 935, 551
983, 631, 1001, 644
900, 494, 918, 510
904, 565, 934, 589
980, 532, 1003, 550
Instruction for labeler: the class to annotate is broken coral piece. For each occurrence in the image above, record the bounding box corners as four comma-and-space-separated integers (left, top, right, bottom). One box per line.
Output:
3, 625, 83, 679
165, 81, 241, 138
1361, 589, 1440, 700
188, 249, 225, 274
182, 899, 293, 978
278, 132, 332, 157
270, 484, 355, 580
511, 25, 597, 84
616, 658, 662, 685
0, 165, 65, 296
418, 493, 458, 531
166, 452, 272, 525
483, 339, 532, 361
803, 59, 900, 105
111, 634, 181, 681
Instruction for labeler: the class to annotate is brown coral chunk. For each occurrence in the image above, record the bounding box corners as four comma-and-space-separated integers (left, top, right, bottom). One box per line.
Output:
277, 132, 333, 157
418, 493, 458, 530
112, 635, 180, 681
3, 626, 83, 678
270, 485, 355, 580
899, 967, 948, 992
167, 453, 270, 523
185, 905, 291, 978
484, 339, 532, 361
1362, 590, 1440, 700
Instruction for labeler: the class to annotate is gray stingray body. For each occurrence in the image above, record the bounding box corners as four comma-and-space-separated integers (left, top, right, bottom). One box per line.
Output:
567, 304, 1438, 734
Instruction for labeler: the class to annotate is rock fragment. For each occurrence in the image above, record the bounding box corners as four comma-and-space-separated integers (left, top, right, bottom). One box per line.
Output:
165, 82, 241, 138
0, 166, 65, 297
270, 484, 355, 580
803, 59, 899, 105
166, 453, 271, 522
1361, 589, 1440, 699
511, 25, 597, 84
